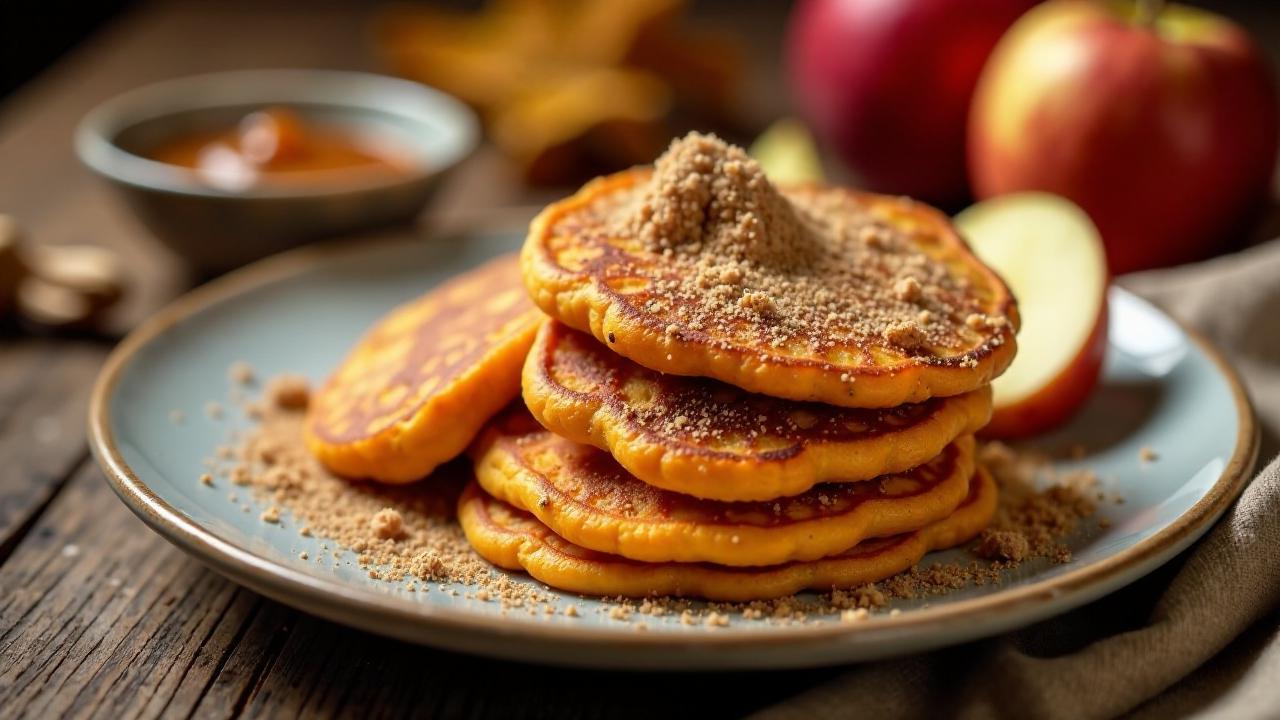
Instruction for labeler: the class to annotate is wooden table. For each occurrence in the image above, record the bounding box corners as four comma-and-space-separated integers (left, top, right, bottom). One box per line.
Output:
4, 1, 1279, 717
0, 2, 844, 716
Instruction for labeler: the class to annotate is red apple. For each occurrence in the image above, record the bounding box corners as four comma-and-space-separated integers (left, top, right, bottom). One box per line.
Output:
955, 193, 1109, 439
787, 0, 1036, 206
968, 0, 1279, 274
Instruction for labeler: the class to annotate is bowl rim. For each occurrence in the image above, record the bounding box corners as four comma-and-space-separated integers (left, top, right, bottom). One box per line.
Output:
74, 68, 480, 200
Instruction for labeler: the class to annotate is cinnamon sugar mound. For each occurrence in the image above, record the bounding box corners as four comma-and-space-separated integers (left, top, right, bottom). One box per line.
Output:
595, 132, 1004, 353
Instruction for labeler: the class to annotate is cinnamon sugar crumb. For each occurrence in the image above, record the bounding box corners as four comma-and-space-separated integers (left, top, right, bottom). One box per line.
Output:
370, 508, 404, 540
260, 506, 280, 524
840, 608, 869, 623
893, 277, 921, 302
266, 375, 310, 410
883, 321, 926, 349
229, 361, 256, 385
977, 530, 1030, 562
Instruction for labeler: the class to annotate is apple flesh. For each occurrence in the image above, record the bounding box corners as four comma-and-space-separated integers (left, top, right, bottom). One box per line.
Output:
968, 0, 1279, 274
786, 0, 1035, 206
955, 193, 1109, 439
749, 118, 826, 185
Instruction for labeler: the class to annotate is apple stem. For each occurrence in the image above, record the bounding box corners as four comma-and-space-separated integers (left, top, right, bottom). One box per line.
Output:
1136, 0, 1166, 28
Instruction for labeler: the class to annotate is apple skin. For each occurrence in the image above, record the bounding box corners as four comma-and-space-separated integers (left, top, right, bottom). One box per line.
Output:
968, 1, 1279, 274
786, 0, 1036, 206
982, 298, 1108, 439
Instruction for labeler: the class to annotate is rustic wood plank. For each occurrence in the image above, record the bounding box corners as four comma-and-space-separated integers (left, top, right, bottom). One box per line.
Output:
0, 339, 105, 557
0, 338, 55, 422
0, 461, 831, 719
0, 461, 274, 719
231, 613, 835, 720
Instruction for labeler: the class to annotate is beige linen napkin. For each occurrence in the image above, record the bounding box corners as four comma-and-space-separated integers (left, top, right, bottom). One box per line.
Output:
759, 239, 1280, 720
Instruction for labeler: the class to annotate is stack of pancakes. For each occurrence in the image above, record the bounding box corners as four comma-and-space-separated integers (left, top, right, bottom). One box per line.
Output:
306, 134, 1019, 602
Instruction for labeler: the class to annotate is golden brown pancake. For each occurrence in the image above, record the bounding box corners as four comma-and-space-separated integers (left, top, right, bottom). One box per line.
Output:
306, 254, 544, 483
521, 134, 1018, 408
458, 464, 997, 601
524, 321, 992, 501
470, 406, 976, 567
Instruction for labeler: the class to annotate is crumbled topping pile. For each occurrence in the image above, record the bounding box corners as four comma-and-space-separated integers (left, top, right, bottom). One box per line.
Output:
597, 132, 1006, 357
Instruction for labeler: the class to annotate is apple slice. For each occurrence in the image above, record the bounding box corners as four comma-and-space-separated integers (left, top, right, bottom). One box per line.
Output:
955, 192, 1108, 439
749, 118, 825, 185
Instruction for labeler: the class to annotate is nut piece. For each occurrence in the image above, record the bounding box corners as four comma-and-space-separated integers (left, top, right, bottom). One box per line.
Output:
23, 243, 125, 309
16, 276, 95, 329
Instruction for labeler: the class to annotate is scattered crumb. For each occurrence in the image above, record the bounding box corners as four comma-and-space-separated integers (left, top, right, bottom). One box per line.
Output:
299, 551, 308, 560
977, 530, 1030, 562
61, 544, 80, 559
564, 604, 579, 617
199, 473, 214, 487
266, 375, 310, 410
370, 508, 404, 540
1139, 446, 1159, 463
260, 506, 281, 524
229, 361, 256, 385
840, 608, 869, 624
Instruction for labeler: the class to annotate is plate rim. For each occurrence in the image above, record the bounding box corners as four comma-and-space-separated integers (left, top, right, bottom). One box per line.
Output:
87, 227, 1260, 662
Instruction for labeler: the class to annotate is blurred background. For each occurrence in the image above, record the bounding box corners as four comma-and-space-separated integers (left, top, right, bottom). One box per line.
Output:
0, 0, 1277, 334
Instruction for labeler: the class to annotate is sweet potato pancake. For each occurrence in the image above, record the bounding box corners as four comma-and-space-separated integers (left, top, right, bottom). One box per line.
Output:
458, 464, 996, 601
521, 133, 1018, 408
469, 406, 975, 567
524, 321, 992, 500
306, 255, 544, 483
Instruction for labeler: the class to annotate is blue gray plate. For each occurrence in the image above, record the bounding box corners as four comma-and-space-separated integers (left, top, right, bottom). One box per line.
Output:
89, 225, 1258, 670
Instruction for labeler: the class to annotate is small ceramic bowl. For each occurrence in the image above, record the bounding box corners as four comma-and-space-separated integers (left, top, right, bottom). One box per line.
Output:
76, 69, 479, 274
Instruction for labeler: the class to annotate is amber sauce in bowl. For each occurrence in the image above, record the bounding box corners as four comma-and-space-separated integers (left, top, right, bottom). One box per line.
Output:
146, 107, 417, 192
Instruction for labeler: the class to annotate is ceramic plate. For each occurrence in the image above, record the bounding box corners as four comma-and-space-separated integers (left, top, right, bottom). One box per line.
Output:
89, 224, 1258, 670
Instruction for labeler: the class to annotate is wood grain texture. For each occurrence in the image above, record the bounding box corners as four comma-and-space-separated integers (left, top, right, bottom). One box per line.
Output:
0, 339, 104, 558
0, 463, 834, 719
